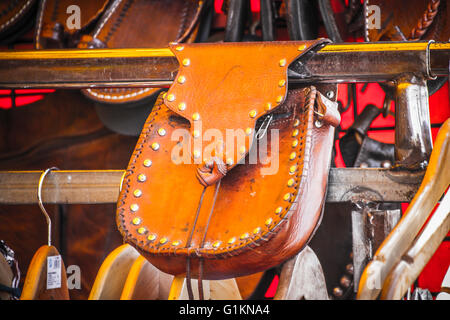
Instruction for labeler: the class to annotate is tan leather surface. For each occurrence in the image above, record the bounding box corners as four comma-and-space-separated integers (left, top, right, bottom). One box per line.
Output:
367, 0, 449, 41
117, 49, 339, 279
164, 40, 328, 171
79, 0, 203, 104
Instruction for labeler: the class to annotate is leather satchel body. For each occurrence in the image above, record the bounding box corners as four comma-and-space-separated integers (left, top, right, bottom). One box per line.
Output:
116, 39, 340, 280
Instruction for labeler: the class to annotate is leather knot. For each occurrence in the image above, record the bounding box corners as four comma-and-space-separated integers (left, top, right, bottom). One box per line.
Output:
196, 157, 227, 187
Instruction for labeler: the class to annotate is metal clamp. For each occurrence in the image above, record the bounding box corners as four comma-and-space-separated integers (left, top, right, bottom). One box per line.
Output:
426, 40, 437, 80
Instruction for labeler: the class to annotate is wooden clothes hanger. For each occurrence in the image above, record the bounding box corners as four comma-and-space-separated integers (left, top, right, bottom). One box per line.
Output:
20, 168, 69, 300
358, 118, 450, 300
381, 188, 449, 299
88, 244, 140, 300
120, 255, 173, 300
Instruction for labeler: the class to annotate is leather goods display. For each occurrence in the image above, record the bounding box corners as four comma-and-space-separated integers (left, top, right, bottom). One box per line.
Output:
116, 39, 340, 281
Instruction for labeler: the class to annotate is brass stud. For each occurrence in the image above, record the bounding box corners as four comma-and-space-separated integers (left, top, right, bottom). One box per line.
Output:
212, 241, 221, 248
228, 237, 236, 244
226, 158, 234, 166
292, 129, 299, 137
175, 46, 184, 51
157, 128, 166, 136
292, 139, 298, 148
130, 204, 139, 212
279, 58, 287, 67
177, 75, 186, 84
287, 178, 295, 187
265, 218, 273, 226
177, 102, 186, 111
193, 130, 200, 138
298, 44, 306, 51
240, 233, 249, 240
151, 142, 160, 151
278, 79, 286, 87
253, 227, 261, 234
276, 95, 283, 103
167, 93, 175, 102
275, 207, 283, 214
159, 237, 168, 245
294, 119, 300, 127
172, 240, 181, 246
245, 128, 252, 135
283, 193, 291, 201
147, 234, 156, 241
182, 58, 190, 66
143, 159, 152, 167
137, 227, 146, 234
289, 152, 296, 160
289, 165, 297, 174
133, 189, 142, 198
192, 112, 200, 121
265, 102, 272, 111
239, 146, 246, 155
249, 110, 257, 118
132, 217, 141, 225
137, 174, 147, 182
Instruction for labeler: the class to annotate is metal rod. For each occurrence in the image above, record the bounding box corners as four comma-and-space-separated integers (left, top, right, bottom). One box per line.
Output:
0, 168, 424, 205
0, 42, 449, 88
394, 75, 433, 169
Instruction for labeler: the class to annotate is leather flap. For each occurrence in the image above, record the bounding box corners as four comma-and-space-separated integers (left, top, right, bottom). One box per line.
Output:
164, 39, 329, 177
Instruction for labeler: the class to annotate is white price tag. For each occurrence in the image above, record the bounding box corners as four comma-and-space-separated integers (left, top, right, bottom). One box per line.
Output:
46, 255, 62, 290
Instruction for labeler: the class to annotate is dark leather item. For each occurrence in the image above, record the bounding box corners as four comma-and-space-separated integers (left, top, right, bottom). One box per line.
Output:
340, 104, 394, 168
353, 137, 395, 168
286, 0, 319, 40
35, 0, 110, 49
116, 40, 340, 280
366, 0, 449, 41
79, 0, 207, 105
0, 0, 37, 44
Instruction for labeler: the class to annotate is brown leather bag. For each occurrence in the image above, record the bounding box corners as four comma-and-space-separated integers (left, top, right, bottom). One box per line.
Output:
116, 39, 340, 280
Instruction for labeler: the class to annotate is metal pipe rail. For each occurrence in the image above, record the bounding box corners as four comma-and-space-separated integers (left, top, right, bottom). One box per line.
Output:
0, 41, 449, 89
0, 168, 424, 205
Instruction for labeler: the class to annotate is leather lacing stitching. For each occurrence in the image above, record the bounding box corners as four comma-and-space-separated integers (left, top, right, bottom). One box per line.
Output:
88, 0, 203, 102
116, 92, 165, 243
0, 0, 34, 32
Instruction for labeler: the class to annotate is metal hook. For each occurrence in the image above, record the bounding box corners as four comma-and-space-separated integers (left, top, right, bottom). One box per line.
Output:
426, 40, 437, 80
37, 167, 59, 246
